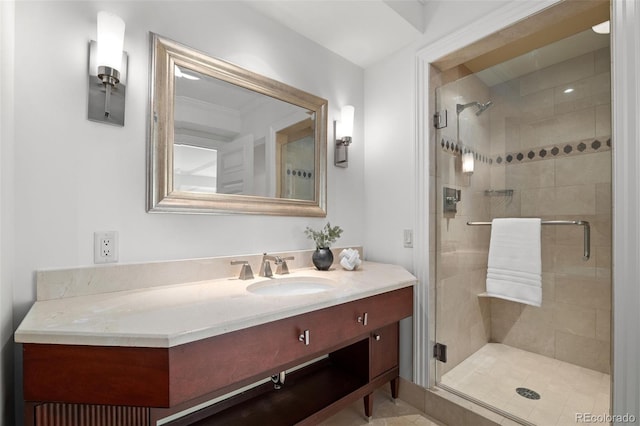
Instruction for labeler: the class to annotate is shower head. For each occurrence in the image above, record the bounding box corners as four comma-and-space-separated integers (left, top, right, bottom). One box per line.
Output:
475, 101, 493, 116
456, 100, 493, 116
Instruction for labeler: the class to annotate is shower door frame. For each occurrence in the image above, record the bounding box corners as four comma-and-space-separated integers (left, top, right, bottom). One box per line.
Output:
412, 0, 640, 422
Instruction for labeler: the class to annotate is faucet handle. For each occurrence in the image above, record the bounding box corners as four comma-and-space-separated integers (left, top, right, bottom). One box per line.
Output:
231, 260, 254, 280
275, 256, 295, 275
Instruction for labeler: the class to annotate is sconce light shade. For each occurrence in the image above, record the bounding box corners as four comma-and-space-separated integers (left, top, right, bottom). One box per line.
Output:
340, 105, 355, 139
462, 152, 475, 174
335, 105, 355, 168
96, 11, 125, 73
88, 11, 128, 126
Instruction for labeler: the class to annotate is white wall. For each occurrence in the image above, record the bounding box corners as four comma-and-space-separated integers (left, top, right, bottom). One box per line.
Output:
12, 0, 364, 316
10, 1, 364, 420
1, 0, 16, 423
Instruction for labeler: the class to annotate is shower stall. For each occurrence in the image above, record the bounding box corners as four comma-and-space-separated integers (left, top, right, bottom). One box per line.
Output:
432, 27, 612, 425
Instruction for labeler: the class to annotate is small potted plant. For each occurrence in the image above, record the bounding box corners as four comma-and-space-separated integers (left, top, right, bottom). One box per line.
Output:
305, 222, 343, 270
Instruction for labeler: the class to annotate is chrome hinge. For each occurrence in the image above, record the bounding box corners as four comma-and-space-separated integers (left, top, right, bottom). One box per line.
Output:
433, 110, 447, 129
433, 342, 448, 363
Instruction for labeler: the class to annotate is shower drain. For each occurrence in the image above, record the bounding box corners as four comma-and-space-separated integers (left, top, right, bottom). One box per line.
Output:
516, 387, 541, 400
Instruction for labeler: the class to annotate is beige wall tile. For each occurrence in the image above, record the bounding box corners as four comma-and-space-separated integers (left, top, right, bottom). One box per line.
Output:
520, 52, 595, 96
594, 47, 611, 74
520, 88, 554, 122
555, 153, 611, 186
554, 72, 611, 114
554, 214, 610, 248
553, 302, 597, 338
504, 320, 556, 358
596, 309, 611, 342
555, 275, 611, 311
595, 246, 612, 279
519, 107, 595, 149
595, 103, 611, 137
596, 182, 612, 215
542, 272, 555, 302
505, 160, 555, 189
520, 187, 555, 216
491, 299, 523, 322
551, 243, 597, 277
554, 185, 596, 215
555, 331, 610, 373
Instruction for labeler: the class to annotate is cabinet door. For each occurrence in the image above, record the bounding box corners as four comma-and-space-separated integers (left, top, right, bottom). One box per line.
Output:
370, 322, 399, 379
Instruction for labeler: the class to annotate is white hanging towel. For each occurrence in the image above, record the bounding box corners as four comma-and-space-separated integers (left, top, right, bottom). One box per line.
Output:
486, 218, 542, 307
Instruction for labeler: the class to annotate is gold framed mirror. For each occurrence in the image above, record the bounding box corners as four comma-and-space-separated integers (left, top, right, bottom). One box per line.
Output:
147, 33, 328, 216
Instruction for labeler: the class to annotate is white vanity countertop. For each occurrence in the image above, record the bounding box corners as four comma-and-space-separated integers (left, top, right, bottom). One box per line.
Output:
15, 261, 416, 348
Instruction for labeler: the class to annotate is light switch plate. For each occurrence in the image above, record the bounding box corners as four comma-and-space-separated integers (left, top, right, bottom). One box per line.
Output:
403, 229, 413, 248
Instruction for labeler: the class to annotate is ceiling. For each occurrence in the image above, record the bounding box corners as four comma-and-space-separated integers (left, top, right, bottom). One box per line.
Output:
243, 0, 610, 82
243, 0, 426, 68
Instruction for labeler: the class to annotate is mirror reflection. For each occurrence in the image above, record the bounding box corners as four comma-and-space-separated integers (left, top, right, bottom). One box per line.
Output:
173, 65, 316, 201
147, 34, 328, 216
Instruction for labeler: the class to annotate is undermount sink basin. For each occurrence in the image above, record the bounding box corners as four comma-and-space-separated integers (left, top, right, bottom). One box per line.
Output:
247, 277, 336, 296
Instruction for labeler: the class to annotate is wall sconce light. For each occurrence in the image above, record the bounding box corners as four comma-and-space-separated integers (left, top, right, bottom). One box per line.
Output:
462, 151, 475, 174
88, 11, 127, 126
334, 105, 355, 168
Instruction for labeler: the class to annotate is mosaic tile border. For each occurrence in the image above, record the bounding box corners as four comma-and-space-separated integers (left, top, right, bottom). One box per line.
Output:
495, 137, 611, 165
439, 136, 612, 166
439, 138, 492, 165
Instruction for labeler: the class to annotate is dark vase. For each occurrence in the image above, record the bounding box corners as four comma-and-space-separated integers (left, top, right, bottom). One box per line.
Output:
312, 248, 334, 271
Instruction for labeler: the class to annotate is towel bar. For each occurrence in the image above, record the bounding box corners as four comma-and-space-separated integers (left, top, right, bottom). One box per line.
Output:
466, 220, 590, 261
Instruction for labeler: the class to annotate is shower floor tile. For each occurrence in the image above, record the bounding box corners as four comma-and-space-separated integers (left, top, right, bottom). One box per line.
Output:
439, 343, 610, 425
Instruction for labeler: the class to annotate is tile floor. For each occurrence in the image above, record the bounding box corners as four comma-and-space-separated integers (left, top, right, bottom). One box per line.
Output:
320, 390, 443, 426
439, 343, 611, 425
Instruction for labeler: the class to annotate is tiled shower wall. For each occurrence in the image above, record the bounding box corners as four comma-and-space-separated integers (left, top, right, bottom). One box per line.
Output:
434, 46, 611, 377
487, 47, 611, 373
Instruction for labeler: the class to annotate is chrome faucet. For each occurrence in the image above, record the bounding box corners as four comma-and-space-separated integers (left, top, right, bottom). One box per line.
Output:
259, 254, 295, 277
259, 254, 277, 278
230, 260, 254, 280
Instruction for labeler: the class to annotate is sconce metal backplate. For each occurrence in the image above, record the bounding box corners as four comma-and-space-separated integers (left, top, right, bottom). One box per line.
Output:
334, 120, 349, 168
87, 41, 128, 126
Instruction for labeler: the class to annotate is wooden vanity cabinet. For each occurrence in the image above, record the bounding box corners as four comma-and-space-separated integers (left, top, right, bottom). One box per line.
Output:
23, 286, 413, 426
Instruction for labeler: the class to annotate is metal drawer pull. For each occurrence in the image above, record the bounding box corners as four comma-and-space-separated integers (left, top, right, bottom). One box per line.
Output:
298, 329, 310, 345
373, 333, 381, 341
357, 312, 368, 326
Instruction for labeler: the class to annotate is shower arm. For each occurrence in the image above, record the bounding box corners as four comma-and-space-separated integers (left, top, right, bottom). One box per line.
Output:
467, 220, 590, 261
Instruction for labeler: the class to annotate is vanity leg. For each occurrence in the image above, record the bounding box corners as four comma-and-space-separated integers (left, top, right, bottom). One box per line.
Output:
390, 377, 399, 399
363, 393, 373, 418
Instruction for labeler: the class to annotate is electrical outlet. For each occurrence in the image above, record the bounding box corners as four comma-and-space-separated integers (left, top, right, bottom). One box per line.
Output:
94, 231, 118, 264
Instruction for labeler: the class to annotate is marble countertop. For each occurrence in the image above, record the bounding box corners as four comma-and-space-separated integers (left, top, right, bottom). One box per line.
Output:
15, 261, 416, 348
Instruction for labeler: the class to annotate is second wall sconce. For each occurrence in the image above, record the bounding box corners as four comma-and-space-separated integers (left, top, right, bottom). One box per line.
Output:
334, 105, 355, 168
88, 11, 128, 126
